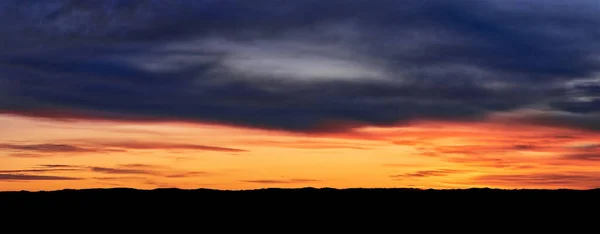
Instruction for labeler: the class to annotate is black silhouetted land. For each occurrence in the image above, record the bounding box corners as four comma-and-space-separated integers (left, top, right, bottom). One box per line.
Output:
2, 187, 599, 231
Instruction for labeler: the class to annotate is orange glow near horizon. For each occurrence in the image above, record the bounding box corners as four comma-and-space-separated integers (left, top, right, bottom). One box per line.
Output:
1, 114, 599, 191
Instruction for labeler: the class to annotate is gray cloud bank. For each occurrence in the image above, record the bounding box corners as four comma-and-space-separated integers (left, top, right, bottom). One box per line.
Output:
1, 0, 599, 132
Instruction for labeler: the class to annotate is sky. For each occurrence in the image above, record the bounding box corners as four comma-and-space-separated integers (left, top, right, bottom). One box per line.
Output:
1, 0, 600, 191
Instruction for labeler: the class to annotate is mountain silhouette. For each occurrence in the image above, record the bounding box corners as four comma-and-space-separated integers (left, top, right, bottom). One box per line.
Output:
1, 187, 598, 231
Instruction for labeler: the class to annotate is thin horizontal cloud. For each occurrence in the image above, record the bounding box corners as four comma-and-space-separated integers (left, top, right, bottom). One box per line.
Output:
92, 176, 142, 181
0, 174, 80, 181
428, 140, 564, 156
0, 143, 101, 153
512, 144, 538, 150
144, 180, 174, 188
89, 167, 158, 176
472, 173, 600, 188
96, 141, 247, 152
435, 144, 542, 156
92, 164, 210, 178
565, 142, 600, 151
117, 164, 170, 169
392, 140, 423, 146
493, 110, 600, 133
0, 164, 209, 181
164, 172, 209, 178
0, 168, 82, 173
89, 164, 209, 178
561, 153, 600, 162
381, 163, 423, 167
7, 153, 57, 158
391, 169, 468, 178
239, 139, 373, 150
0, 140, 247, 157
38, 164, 82, 168
241, 179, 321, 184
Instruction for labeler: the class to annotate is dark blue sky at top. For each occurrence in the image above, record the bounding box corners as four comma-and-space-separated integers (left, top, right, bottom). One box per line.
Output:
1, 0, 599, 132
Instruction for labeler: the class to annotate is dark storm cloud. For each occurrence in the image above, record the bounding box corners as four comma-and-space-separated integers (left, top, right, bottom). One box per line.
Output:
2, 0, 600, 132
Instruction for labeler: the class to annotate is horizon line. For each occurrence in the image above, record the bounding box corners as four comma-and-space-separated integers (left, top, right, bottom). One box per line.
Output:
4, 186, 600, 193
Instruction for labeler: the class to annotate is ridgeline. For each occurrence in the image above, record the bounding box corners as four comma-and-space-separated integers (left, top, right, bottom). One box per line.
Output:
2, 187, 598, 231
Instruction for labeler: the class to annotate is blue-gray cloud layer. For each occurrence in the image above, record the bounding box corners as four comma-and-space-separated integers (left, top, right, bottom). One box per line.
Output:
1, 0, 599, 132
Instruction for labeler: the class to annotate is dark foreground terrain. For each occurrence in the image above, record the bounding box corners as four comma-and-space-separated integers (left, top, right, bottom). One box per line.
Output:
2, 187, 599, 231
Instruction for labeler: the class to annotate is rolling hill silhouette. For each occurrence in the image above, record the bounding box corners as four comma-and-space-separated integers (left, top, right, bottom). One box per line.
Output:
2, 187, 598, 231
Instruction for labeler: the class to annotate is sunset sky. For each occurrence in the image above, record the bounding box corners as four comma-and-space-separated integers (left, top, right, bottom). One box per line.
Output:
1, 0, 600, 191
